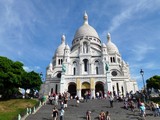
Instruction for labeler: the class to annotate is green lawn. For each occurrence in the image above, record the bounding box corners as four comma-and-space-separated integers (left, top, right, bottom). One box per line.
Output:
0, 99, 38, 120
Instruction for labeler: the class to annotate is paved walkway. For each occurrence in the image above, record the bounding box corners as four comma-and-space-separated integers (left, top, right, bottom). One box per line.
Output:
26, 99, 159, 120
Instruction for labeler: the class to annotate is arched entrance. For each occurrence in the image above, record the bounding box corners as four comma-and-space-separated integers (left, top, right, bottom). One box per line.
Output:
81, 82, 90, 97
68, 82, 76, 98
95, 82, 104, 97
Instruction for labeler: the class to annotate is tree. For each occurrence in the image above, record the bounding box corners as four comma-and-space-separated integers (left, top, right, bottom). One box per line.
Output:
0, 56, 42, 99
146, 75, 160, 91
21, 71, 42, 97
0, 56, 25, 99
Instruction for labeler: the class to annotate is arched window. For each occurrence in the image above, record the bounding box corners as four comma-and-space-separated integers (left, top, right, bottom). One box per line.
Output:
51, 88, 53, 94
95, 60, 99, 74
55, 84, 58, 94
110, 57, 116, 63
58, 59, 60, 65
121, 86, 124, 94
113, 57, 115, 63
116, 83, 119, 95
83, 59, 88, 72
96, 67, 98, 74
61, 59, 63, 64
113, 86, 115, 91
73, 67, 76, 75
73, 61, 77, 75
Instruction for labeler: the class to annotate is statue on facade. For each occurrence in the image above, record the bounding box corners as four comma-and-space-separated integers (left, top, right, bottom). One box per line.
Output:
105, 63, 109, 72
62, 64, 66, 73
49, 62, 53, 71
47, 62, 53, 76
83, 43, 88, 53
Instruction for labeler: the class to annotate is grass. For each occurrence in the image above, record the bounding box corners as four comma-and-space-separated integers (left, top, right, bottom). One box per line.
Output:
0, 99, 38, 120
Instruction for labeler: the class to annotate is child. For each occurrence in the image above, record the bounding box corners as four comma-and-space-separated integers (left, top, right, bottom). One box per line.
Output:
106, 111, 111, 120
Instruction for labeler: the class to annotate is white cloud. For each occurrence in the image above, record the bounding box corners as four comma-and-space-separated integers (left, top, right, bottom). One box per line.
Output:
107, 0, 160, 33
131, 44, 155, 61
23, 66, 40, 72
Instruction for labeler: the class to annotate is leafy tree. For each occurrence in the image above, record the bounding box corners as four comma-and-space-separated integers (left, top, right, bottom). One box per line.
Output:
0, 56, 42, 99
146, 75, 160, 90
0, 56, 25, 99
21, 71, 42, 97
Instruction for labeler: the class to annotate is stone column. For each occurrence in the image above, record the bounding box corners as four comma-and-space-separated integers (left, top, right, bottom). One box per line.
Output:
90, 63, 93, 74
77, 90, 81, 99
79, 61, 83, 75
90, 78, 95, 99
76, 79, 81, 98
105, 71, 112, 94
60, 73, 65, 93
91, 89, 95, 99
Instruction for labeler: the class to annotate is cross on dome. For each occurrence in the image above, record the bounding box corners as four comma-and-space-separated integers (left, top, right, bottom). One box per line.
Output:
61, 34, 65, 43
107, 33, 111, 42
83, 11, 88, 25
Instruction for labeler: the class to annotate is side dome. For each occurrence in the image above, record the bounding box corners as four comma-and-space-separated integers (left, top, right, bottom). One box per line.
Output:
74, 12, 100, 40
56, 43, 65, 55
65, 44, 70, 50
106, 33, 119, 53
102, 43, 106, 47
55, 35, 66, 55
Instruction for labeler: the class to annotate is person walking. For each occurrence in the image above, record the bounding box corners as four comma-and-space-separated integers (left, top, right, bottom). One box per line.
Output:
60, 107, 65, 120
76, 96, 80, 107
140, 102, 146, 120
52, 107, 58, 120
86, 110, 91, 120
109, 95, 114, 108
106, 111, 111, 120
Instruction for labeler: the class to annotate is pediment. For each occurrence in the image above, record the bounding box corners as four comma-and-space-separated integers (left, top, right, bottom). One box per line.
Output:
90, 47, 102, 55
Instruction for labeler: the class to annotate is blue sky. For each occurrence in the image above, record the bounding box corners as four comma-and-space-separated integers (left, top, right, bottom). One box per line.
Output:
0, 0, 160, 89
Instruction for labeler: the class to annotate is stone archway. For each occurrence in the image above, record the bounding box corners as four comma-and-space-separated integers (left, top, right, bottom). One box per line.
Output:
68, 82, 76, 98
95, 82, 104, 98
81, 82, 90, 97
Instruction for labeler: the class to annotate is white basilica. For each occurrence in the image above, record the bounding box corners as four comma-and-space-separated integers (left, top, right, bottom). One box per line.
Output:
40, 12, 138, 98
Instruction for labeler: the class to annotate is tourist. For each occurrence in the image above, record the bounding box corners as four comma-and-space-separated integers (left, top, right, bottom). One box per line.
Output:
106, 111, 111, 120
155, 103, 159, 117
96, 91, 100, 99
76, 96, 80, 106
42, 95, 47, 105
55, 94, 58, 105
86, 110, 91, 120
139, 102, 146, 119
84, 91, 88, 102
60, 107, 65, 120
99, 110, 106, 120
52, 107, 58, 120
109, 95, 114, 108
58, 93, 62, 105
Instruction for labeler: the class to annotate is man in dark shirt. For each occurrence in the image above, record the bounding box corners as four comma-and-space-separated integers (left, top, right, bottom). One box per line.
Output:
52, 107, 58, 120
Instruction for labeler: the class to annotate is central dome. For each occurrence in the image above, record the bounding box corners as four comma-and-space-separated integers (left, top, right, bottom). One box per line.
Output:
74, 12, 100, 40
74, 24, 99, 39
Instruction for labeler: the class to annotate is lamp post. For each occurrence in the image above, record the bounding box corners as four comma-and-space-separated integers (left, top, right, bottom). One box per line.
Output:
40, 72, 43, 82
140, 69, 145, 92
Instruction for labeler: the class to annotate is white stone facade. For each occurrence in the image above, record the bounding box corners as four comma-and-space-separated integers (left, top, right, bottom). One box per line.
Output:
40, 12, 138, 98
